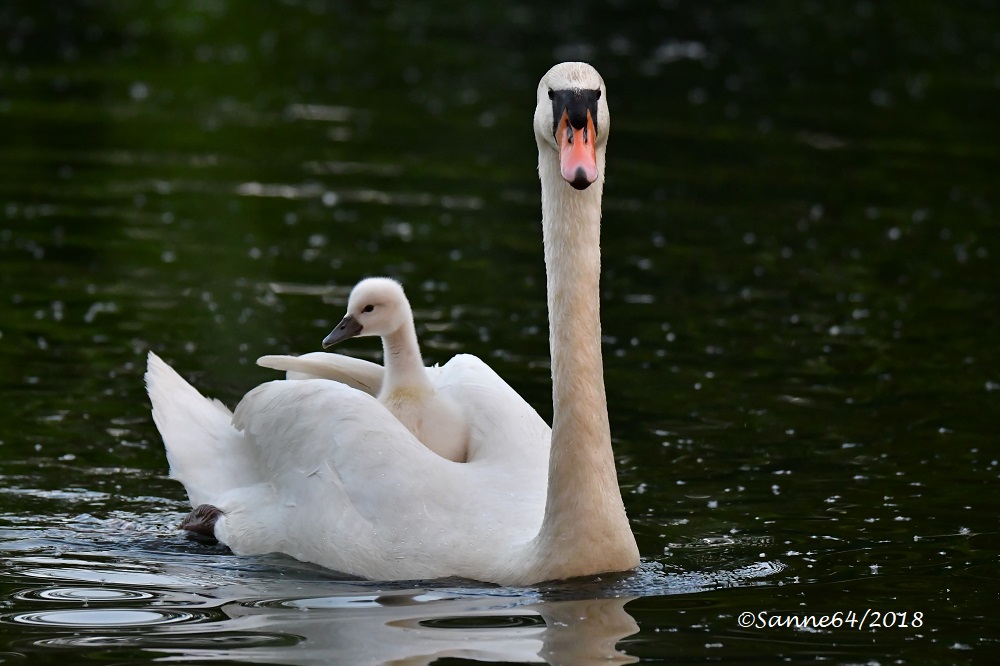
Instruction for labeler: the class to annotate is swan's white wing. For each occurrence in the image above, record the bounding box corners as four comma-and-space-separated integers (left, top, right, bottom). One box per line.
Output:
430, 354, 551, 473
146, 351, 262, 507
222, 377, 543, 580
257, 351, 383, 395
232, 379, 431, 522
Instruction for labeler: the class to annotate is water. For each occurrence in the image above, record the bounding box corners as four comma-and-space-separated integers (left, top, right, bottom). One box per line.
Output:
2, 0, 998, 663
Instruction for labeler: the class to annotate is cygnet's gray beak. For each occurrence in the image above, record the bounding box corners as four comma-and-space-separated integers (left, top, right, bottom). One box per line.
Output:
322, 314, 363, 349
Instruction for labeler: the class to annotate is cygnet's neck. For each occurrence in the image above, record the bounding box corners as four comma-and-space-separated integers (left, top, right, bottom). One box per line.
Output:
379, 316, 432, 398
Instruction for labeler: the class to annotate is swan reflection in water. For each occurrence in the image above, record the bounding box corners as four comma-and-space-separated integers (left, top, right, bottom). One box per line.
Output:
155, 588, 639, 665
7, 530, 783, 663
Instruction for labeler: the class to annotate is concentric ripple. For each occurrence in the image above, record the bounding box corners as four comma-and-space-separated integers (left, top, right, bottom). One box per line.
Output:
3, 608, 202, 628
16, 587, 155, 603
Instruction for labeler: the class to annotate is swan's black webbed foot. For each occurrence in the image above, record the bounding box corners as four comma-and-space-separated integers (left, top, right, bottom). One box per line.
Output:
180, 503, 222, 542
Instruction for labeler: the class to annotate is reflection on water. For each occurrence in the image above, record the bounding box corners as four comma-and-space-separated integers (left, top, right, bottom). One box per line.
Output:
0, 502, 787, 664
200, 593, 637, 665
0, 548, 783, 665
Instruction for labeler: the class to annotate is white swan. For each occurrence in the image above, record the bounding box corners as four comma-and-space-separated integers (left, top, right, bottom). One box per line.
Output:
320, 276, 469, 463
145, 61, 639, 584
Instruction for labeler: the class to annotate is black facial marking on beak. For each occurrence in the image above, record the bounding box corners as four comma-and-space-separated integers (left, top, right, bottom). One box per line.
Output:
568, 172, 591, 190
550, 88, 601, 139
323, 314, 364, 349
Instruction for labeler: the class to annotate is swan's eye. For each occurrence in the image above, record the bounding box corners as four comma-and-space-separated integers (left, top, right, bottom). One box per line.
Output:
547, 89, 554, 100
363, 304, 374, 313
596, 90, 602, 100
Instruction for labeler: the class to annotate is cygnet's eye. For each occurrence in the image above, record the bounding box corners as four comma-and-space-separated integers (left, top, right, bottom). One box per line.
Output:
363, 304, 374, 313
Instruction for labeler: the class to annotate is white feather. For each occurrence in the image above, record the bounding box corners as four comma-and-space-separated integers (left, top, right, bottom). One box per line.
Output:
257, 351, 382, 394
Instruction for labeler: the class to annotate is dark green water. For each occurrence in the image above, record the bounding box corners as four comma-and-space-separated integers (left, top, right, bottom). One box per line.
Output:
2, 1, 998, 663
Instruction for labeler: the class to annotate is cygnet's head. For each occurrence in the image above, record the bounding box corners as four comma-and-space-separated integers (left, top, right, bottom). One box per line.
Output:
323, 277, 411, 349
533, 62, 609, 190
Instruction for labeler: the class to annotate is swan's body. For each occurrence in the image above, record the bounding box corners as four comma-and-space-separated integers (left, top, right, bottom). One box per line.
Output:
146, 62, 639, 584
305, 277, 470, 462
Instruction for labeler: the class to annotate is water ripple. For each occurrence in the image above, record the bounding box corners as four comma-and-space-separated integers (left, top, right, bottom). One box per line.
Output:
14, 587, 155, 603
242, 590, 462, 611
17, 565, 206, 588
3, 608, 202, 628
417, 614, 546, 630
35, 633, 295, 650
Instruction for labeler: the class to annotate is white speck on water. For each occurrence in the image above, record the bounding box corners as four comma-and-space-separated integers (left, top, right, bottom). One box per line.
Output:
129, 81, 149, 101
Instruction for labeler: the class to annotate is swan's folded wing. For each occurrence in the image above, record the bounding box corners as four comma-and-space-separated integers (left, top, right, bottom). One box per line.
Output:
217, 375, 550, 580
257, 352, 383, 395
432, 354, 551, 473
232, 378, 447, 523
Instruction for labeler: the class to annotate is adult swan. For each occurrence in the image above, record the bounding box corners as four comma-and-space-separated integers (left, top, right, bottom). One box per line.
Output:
145, 62, 640, 585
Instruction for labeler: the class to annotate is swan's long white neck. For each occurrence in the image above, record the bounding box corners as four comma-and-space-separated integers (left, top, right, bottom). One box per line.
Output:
530, 142, 639, 578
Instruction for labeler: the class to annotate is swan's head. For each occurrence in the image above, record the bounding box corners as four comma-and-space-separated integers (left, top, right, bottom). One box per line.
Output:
533, 62, 609, 191
323, 277, 411, 348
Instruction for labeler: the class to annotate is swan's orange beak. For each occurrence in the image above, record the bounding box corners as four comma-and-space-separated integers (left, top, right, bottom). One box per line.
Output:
556, 109, 598, 190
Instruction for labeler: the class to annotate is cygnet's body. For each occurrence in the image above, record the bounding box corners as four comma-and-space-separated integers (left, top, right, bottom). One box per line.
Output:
323, 278, 469, 463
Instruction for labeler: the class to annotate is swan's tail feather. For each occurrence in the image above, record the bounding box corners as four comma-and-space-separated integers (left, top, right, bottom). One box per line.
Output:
145, 351, 260, 508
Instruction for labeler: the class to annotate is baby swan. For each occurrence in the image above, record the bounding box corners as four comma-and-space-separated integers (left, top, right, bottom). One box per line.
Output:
324, 277, 469, 463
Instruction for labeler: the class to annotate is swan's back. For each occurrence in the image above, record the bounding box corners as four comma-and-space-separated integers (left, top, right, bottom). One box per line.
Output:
258, 351, 551, 470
